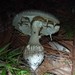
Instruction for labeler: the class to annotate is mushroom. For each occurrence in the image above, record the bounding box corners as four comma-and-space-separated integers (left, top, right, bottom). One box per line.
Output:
12, 10, 60, 74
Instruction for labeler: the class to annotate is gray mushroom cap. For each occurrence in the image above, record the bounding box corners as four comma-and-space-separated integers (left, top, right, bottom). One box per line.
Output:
12, 10, 60, 36
13, 10, 60, 26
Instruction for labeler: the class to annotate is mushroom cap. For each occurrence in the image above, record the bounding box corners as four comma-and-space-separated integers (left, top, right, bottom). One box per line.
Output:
12, 10, 60, 36
13, 10, 60, 26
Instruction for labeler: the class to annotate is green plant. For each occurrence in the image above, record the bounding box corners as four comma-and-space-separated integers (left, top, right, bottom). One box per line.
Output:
0, 43, 31, 75
0, 63, 31, 75
0, 43, 21, 65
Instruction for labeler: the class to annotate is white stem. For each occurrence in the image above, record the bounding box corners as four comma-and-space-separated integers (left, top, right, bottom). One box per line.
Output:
29, 22, 41, 45
50, 34, 52, 41
29, 35, 40, 45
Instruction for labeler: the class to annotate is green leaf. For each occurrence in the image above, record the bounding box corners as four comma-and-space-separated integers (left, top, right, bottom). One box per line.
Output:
8, 52, 21, 59
0, 49, 10, 56
5, 64, 12, 69
0, 63, 5, 67
17, 70, 30, 75
5, 64, 13, 73
1, 68, 6, 75
7, 48, 21, 59
0, 43, 10, 53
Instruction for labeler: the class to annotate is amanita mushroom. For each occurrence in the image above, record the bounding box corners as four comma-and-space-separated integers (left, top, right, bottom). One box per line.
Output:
12, 10, 60, 74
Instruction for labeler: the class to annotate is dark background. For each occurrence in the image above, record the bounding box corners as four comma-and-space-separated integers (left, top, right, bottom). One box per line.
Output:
0, 0, 75, 25
0, 0, 75, 24
0, 0, 75, 13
